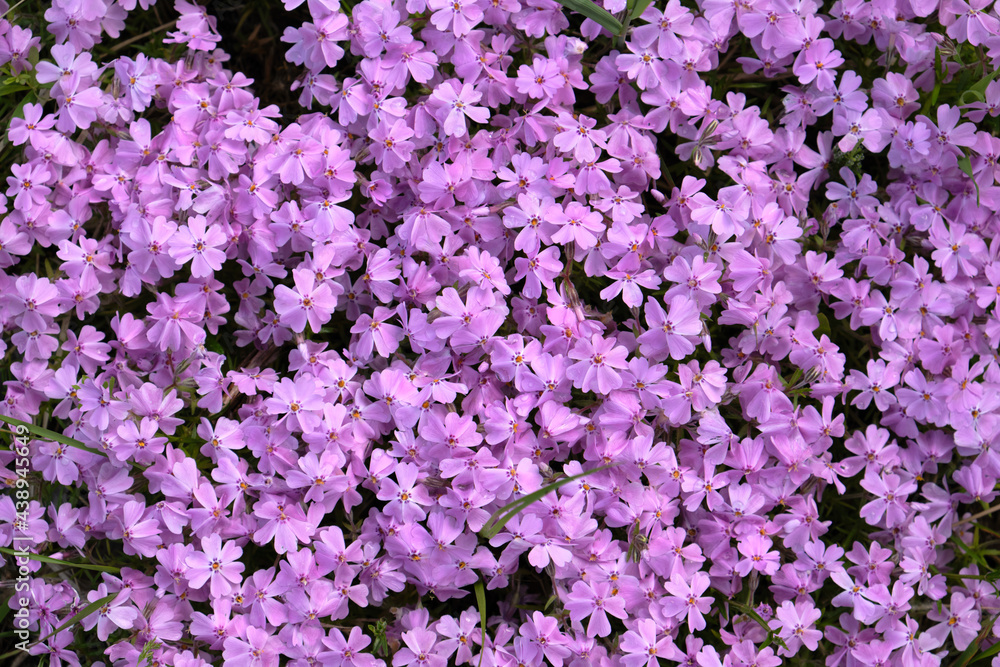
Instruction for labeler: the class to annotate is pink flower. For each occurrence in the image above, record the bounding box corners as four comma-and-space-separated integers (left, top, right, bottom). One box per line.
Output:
6, 163, 50, 212
274, 268, 340, 333
431, 81, 489, 136
775, 601, 823, 654
81, 585, 137, 642
661, 571, 713, 631
168, 215, 227, 278
926, 593, 980, 650
223, 627, 281, 667
566, 334, 630, 394
637, 295, 703, 361
186, 534, 245, 597
351, 306, 404, 359
564, 580, 628, 637
460, 247, 510, 296
253, 497, 318, 555
427, 0, 483, 36
554, 113, 607, 162
621, 618, 674, 667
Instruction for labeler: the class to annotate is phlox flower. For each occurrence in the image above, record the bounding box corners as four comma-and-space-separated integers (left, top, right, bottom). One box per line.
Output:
274, 268, 340, 333
637, 295, 702, 361
111, 500, 161, 558
6, 163, 50, 212
81, 585, 137, 642
601, 259, 662, 308
926, 593, 980, 650
621, 618, 675, 667
566, 334, 630, 394
660, 571, 713, 632
564, 579, 628, 637
186, 534, 245, 597
431, 81, 489, 136
321, 626, 380, 667
554, 113, 607, 162
736, 533, 780, 576
223, 627, 281, 667
516, 57, 562, 99
351, 306, 404, 358
168, 215, 227, 278
427, 0, 483, 36
775, 601, 823, 654
460, 247, 510, 296
253, 497, 318, 555
377, 462, 433, 522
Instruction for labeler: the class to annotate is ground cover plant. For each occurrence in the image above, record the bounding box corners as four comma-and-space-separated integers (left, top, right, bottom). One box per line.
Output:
2, 0, 1000, 664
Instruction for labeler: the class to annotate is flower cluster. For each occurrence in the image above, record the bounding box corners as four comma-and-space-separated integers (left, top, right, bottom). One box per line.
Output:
2, 0, 1000, 665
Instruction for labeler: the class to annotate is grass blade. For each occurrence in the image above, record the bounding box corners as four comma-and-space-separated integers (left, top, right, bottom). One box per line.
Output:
0, 547, 121, 573
38, 593, 116, 644
552, 0, 623, 34
480, 464, 615, 539
0, 592, 118, 659
0, 414, 107, 459
475, 578, 487, 667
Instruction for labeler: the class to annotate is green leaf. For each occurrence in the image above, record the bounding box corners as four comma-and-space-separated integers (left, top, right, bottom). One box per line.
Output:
960, 89, 986, 105
0, 415, 146, 471
0, 547, 121, 573
923, 48, 943, 116
551, 0, 623, 34
729, 600, 788, 651
971, 640, 1000, 665
617, 0, 653, 45
968, 66, 1000, 97
628, 0, 654, 21
475, 578, 488, 667
949, 613, 997, 667
479, 464, 616, 539
0, 414, 107, 459
40, 593, 116, 645
0, 82, 28, 97
957, 153, 982, 206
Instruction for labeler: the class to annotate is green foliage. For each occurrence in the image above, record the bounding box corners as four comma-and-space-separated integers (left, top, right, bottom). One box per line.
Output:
0, 547, 121, 573
475, 579, 488, 667
368, 618, 389, 657
479, 464, 616, 539
550, 0, 623, 34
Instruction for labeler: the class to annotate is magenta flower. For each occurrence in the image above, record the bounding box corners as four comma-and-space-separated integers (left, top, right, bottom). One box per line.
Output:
377, 462, 433, 522
431, 81, 489, 136
564, 580, 628, 637
426, 0, 483, 36
81, 585, 137, 642
859, 469, 916, 527
554, 113, 607, 162
186, 534, 245, 597
460, 247, 510, 296
321, 626, 380, 667
637, 295, 702, 361
6, 163, 50, 212
661, 571, 713, 632
926, 593, 980, 650
253, 497, 317, 555
566, 333, 630, 394
111, 500, 162, 558
775, 601, 823, 654
274, 268, 340, 333
393, 627, 447, 667
736, 533, 781, 576
223, 627, 281, 667
168, 215, 227, 278
621, 618, 674, 667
